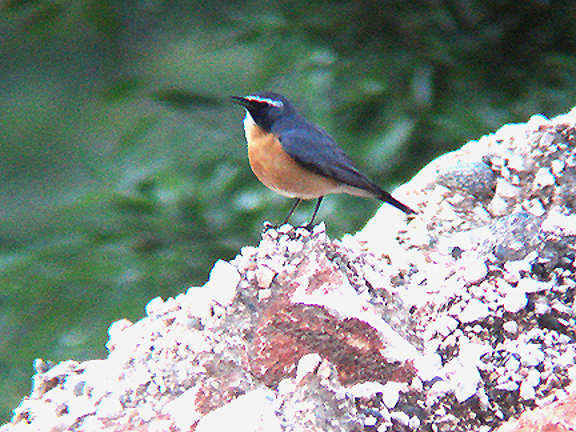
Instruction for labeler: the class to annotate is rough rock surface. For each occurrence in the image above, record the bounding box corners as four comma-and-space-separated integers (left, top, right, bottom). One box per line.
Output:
2, 108, 576, 431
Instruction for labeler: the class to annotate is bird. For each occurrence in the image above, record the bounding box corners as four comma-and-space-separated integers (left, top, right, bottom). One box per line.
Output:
230, 92, 416, 226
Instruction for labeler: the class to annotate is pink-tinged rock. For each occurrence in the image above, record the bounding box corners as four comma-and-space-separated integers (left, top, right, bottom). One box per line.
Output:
497, 387, 576, 432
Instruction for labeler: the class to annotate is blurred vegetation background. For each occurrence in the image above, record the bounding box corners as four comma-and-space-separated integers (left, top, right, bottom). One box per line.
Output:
1, 0, 576, 422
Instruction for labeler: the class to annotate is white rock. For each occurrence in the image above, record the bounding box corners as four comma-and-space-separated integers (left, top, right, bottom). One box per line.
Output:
409, 415, 421, 429
255, 266, 276, 288
507, 154, 527, 171
195, 389, 281, 432
439, 338, 491, 402
459, 299, 490, 323
429, 316, 459, 337
204, 260, 241, 307
381, 382, 404, 409
502, 321, 518, 334
519, 381, 536, 400
145, 297, 166, 317
525, 369, 541, 387
163, 385, 202, 430
512, 343, 545, 367
504, 355, 520, 373
295, 353, 322, 383
542, 209, 576, 236
526, 199, 546, 217
496, 180, 521, 198
496, 380, 518, 391
348, 381, 388, 399
503, 289, 528, 313
551, 159, 565, 174
458, 255, 488, 284
516, 277, 551, 293
184, 260, 240, 319
414, 351, 443, 382
534, 167, 556, 187
365, 415, 378, 427
390, 410, 410, 426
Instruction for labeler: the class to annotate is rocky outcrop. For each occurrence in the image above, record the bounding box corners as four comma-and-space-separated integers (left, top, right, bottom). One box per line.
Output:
2, 108, 576, 431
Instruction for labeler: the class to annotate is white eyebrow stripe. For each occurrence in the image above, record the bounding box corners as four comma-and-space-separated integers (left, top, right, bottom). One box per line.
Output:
244, 96, 284, 107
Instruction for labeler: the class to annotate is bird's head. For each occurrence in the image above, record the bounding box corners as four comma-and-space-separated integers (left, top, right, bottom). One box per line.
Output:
230, 92, 296, 132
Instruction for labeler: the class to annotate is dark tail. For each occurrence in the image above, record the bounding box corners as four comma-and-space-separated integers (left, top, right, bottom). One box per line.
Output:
377, 189, 417, 215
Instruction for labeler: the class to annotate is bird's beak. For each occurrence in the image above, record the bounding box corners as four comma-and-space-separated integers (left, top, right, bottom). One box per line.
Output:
229, 96, 250, 108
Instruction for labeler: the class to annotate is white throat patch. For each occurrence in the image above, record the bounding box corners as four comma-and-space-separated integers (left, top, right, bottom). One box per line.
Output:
243, 110, 256, 129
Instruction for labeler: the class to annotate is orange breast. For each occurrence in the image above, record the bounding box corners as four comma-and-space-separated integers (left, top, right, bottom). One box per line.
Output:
245, 123, 339, 199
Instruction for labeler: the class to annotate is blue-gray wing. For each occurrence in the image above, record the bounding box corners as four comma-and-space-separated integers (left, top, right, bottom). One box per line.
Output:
277, 123, 380, 196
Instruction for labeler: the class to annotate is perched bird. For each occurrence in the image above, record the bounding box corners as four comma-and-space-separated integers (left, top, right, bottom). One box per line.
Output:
230, 92, 416, 226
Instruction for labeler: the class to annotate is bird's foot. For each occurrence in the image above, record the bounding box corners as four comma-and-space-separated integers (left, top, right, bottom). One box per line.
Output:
300, 221, 318, 232
262, 221, 296, 233
262, 221, 279, 233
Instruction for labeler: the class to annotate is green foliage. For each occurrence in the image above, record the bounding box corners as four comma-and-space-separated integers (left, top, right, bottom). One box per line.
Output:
2, 0, 576, 422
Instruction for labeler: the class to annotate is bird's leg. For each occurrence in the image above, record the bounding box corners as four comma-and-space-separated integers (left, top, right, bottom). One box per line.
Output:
306, 197, 323, 228
283, 199, 303, 225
